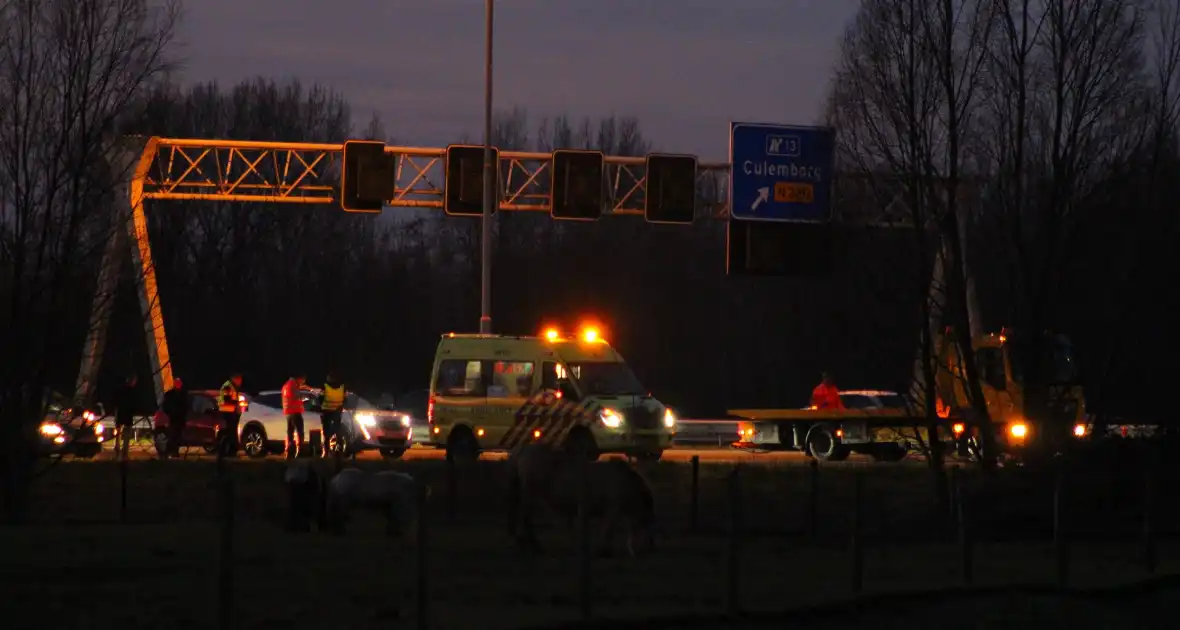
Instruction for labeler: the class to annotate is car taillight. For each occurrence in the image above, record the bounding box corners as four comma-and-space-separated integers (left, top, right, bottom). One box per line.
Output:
427, 396, 434, 424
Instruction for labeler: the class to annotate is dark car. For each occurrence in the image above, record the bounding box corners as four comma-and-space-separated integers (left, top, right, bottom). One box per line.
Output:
38, 393, 105, 458
151, 389, 230, 457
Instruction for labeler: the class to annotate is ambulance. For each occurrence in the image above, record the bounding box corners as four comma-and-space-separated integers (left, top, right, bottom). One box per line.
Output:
427, 325, 677, 462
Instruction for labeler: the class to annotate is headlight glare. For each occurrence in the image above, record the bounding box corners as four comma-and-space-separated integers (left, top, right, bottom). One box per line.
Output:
663, 408, 677, 428
40, 423, 64, 437
599, 408, 622, 429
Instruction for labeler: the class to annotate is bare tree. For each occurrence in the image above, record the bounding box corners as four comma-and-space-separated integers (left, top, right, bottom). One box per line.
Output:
979, 0, 1147, 451
0, 0, 180, 523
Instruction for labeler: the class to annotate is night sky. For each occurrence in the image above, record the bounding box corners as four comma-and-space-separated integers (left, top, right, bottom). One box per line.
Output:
180, 0, 859, 159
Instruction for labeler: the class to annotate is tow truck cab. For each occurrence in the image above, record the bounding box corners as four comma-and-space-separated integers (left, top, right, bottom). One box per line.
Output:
934, 328, 1087, 449
427, 327, 677, 461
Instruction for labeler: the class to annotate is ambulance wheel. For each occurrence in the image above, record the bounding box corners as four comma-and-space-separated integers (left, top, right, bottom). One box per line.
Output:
806, 425, 850, 462
446, 427, 479, 464
563, 427, 600, 462
380, 448, 406, 462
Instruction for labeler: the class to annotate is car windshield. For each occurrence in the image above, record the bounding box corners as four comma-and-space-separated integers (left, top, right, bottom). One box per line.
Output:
565, 362, 647, 396
1010, 335, 1079, 385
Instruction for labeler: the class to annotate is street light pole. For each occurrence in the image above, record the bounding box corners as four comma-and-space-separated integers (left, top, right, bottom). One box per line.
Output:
479, 0, 495, 334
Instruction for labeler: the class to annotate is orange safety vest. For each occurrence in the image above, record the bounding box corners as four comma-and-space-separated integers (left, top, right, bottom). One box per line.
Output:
282, 379, 304, 414
811, 383, 844, 410
218, 380, 238, 413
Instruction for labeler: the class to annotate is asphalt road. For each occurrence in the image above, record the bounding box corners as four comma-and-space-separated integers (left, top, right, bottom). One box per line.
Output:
86, 443, 895, 466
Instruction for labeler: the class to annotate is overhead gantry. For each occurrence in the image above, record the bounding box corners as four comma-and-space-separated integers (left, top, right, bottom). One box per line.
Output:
74, 137, 734, 403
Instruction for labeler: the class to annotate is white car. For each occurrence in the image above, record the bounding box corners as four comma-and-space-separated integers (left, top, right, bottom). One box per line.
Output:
238, 387, 412, 460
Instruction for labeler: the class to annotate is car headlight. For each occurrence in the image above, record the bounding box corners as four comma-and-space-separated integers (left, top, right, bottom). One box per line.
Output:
83, 411, 97, 422
356, 413, 377, 427
400, 414, 412, 428
599, 408, 623, 429
93, 422, 104, 435
40, 423, 64, 437
663, 408, 677, 429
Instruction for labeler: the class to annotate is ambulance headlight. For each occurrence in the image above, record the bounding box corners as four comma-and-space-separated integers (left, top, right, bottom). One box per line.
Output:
599, 408, 623, 429
663, 408, 677, 429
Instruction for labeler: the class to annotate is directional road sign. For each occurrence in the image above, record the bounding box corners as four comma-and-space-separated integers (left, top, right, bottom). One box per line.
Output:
728, 122, 835, 223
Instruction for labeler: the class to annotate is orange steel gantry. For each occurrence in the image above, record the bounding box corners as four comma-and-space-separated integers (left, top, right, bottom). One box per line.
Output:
74, 137, 733, 403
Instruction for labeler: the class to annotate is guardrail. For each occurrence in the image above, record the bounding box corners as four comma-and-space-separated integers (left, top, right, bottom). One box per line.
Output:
674, 419, 741, 446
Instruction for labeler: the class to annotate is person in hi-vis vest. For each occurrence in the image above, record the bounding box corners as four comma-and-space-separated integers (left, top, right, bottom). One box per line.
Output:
217, 372, 244, 457
320, 373, 346, 457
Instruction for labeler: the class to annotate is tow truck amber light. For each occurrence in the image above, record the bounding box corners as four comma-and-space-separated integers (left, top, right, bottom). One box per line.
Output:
543, 328, 560, 342
1009, 423, 1028, 439
952, 422, 966, 435
581, 326, 600, 343
1073, 424, 1086, 438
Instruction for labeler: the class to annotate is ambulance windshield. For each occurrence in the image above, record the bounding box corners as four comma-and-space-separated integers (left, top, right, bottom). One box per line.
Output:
564, 361, 646, 396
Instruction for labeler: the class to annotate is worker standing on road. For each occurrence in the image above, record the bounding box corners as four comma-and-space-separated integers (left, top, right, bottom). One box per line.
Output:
811, 371, 845, 410
319, 373, 345, 458
282, 373, 307, 459
218, 372, 244, 458
160, 377, 188, 459
111, 373, 138, 462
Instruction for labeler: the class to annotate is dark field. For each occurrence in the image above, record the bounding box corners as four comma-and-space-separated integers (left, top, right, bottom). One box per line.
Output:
3, 457, 1178, 629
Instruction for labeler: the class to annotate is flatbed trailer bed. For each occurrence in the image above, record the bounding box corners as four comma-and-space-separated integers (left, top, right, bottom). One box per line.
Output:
727, 408, 945, 462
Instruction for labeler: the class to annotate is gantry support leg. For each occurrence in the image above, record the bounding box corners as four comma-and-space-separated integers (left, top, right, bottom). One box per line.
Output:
74, 137, 172, 406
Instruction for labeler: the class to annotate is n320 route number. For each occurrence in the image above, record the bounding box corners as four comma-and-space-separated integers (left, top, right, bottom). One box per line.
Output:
774, 182, 815, 204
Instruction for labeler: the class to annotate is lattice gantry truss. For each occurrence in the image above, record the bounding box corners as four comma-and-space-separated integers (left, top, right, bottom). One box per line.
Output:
140, 138, 733, 216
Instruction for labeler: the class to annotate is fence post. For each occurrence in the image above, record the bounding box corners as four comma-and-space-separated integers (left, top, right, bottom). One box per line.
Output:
1143, 472, 1155, 575
725, 466, 742, 616
954, 467, 972, 585
416, 482, 430, 630
1053, 463, 1068, 587
119, 457, 128, 524
217, 477, 236, 630
577, 460, 592, 621
690, 455, 700, 533
850, 471, 864, 594
807, 458, 819, 540
446, 456, 457, 523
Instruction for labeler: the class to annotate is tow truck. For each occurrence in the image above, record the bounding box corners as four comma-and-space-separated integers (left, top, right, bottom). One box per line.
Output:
730, 327, 1089, 462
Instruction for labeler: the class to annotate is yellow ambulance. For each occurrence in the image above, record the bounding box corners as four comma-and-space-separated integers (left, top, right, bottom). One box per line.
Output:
426, 326, 677, 462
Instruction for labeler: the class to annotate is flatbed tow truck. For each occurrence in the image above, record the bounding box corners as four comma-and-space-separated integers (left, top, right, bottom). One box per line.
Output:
728, 327, 1090, 462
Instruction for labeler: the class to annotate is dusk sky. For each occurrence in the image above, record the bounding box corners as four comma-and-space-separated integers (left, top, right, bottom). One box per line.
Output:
180, 0, 859, 161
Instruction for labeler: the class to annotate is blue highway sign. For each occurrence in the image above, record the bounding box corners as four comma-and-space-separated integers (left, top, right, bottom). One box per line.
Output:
729, 122, 835, 223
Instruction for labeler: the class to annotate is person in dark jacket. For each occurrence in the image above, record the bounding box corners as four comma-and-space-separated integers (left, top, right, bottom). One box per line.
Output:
160, 377, 189, 459
111, 374, 138, 462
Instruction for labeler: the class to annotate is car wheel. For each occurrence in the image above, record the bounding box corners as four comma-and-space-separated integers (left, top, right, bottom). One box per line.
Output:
380, 448, 406, 462
152, 429, 169, 460
241, 426, 268, 459
445, 427, 479, 464
635, 450, 663, 463
563, 427, 600, 462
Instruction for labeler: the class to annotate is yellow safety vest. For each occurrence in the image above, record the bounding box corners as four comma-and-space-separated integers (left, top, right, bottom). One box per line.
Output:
322, 384, 345, 411
218, 380, 238, 413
